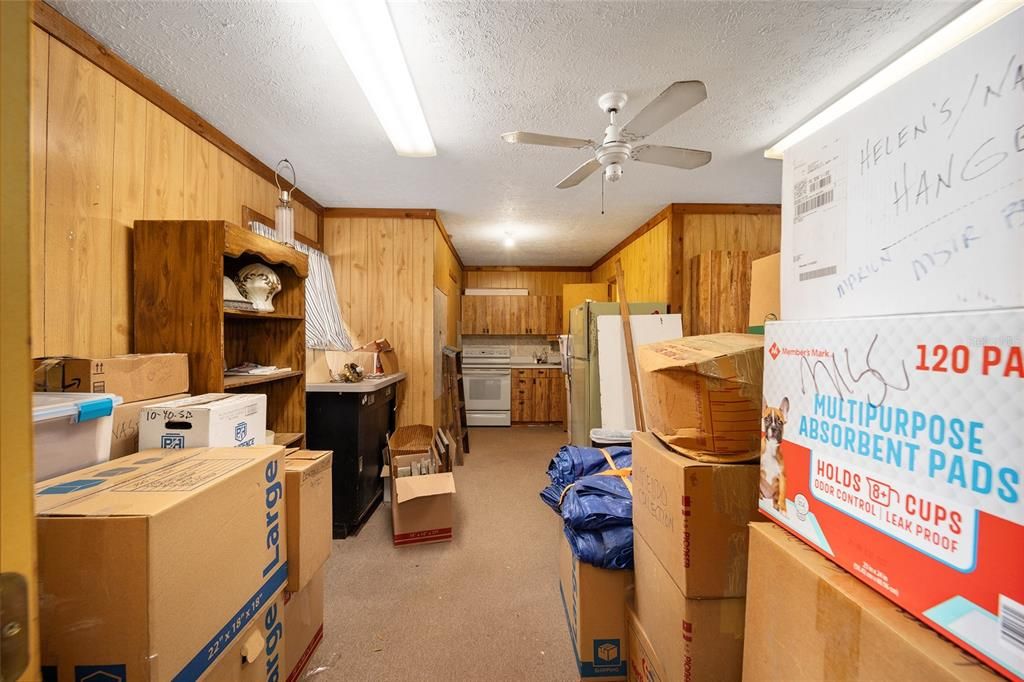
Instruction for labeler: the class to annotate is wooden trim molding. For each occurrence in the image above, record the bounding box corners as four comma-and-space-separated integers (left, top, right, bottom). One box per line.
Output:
463, 265, 592, 272
433, 214, 465, 270
323, 207, 437, 219
671, 203, 781, 215
590, 205, 673, 270
31, 0, 324, 217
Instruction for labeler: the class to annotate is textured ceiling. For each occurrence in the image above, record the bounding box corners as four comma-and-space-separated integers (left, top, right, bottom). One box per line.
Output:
52, 0, 971, 265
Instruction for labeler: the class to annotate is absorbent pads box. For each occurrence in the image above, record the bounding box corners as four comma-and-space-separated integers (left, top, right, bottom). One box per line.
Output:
760, 308, 1023, 680
139, 393, 267, 449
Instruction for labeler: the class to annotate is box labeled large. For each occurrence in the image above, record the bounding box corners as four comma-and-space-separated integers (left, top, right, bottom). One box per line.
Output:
139, 393, 267, 449
285, 450, 333, 591
284, 567, 325, 682
33, 353, 188, 402
206, 591, 286, 682
110, 393, 189, 459
558, 532, 631, 680
743, 523, 1002, 682
631, 431, 760, 598
779, 9, 1023, 321
637, 334, 764, 461
36, 445, 288, 681
633, 534, 746, 682
761, 309, 1023, 680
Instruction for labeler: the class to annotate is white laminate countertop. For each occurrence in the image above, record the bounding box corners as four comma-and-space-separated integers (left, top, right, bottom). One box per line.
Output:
306, 372, 406, 393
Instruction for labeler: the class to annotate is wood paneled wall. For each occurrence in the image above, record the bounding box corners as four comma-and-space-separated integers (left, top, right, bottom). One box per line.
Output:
589, 204, 781, 332
463, 269, 591, 295
323, 216, 438, 427
590, 218, 672, 304
29, 25, 320, 358
434, 226, 463, 345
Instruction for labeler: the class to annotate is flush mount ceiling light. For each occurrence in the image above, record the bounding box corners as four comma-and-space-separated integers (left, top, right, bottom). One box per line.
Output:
764, 0, 1020, 159
503, 234, 516, 249
315, 0, 436, 157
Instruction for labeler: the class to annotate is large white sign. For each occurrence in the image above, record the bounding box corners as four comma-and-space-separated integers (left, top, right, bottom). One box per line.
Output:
781, 8, 1024, 320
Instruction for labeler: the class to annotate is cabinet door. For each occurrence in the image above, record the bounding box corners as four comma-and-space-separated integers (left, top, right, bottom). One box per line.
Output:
506, 296, 525, 335
548, 375, 566, 422
534, 372, 550, 421
546, 296, 563, 335
461, 297, 477, 334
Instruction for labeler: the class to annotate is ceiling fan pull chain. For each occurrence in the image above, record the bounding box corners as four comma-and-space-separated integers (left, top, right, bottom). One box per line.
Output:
601, 171, 605, 215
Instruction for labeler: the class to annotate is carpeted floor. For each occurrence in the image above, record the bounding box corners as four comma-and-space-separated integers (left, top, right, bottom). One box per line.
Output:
307, 425, 579, 681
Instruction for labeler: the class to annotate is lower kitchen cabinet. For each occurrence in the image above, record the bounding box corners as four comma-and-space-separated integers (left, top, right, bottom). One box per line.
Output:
512, 368, 565, 423
305, 381, 398, 538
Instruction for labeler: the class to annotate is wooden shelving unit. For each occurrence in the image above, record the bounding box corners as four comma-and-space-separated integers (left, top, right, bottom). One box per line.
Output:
133, 220, 309, 446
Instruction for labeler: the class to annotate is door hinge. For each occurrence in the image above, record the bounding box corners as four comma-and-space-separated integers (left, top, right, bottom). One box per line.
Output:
1, 572, 29, 682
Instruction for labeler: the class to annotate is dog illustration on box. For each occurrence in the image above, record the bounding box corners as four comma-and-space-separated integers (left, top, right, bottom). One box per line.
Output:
760, 397, 788, 513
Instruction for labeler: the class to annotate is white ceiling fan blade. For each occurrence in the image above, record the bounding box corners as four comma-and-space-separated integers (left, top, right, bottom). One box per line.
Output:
556, 158, 602, 189
621, 81, 707, 141
631, 144, 711, 170
501, 132, 594, 149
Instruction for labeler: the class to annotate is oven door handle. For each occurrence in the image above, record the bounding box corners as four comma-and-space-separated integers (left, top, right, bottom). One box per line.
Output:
464, 369, 511, 376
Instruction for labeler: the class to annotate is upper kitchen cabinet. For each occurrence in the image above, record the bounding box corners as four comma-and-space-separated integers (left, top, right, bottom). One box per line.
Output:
462, 295, 562, 336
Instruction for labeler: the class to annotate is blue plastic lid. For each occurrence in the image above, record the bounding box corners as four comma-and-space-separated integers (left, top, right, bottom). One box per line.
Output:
32, 393, 123, 424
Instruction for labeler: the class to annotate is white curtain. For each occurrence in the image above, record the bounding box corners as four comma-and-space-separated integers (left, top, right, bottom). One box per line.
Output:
249, 221, 353, 351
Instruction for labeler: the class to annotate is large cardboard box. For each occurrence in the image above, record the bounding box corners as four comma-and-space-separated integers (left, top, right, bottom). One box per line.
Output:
284, 567, 325, 682
760, 309, 1023, 680
631, 430, 760, 598
633, 534, 746, 682
779, 10, 1022, 321
33, 353, 188, 403
626, 598, 666, 682
284, 450, 333, 592
110, 393, 189, 459
139, 393, 267, 449
36, 445, 288, 681
206, 591, 286, 682
743, 523, 1003, 681
558, 532, 631, 680
637, 334, 764, 461
747, 253, 780, 332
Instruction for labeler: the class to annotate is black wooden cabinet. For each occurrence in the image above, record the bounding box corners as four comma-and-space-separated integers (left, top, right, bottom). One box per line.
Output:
305, 382, 398, 538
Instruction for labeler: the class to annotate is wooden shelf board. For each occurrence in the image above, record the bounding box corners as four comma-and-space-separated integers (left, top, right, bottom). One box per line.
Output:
223, 369, 303, 389
274, 432, 304, 447
225, 309, 304, 320
223, 223, 308, 277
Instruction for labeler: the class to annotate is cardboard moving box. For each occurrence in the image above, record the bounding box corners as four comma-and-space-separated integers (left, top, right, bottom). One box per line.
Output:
284, 567, 325, 682
110, 393, 189, 459
139, 393, 267, 449
388, 429, 456, 546
33, 353, 188, 403
285, 450, 333, 592
626, 598, 666, 682
760, 309, 1023, 680
558, 532, 631, 680
632, 431, 760, 598
633, 533, 746, 682
206, 591, 285, 682
743, 523, 1002, 682
637, 334, 764, 461
36, 445, 288, 681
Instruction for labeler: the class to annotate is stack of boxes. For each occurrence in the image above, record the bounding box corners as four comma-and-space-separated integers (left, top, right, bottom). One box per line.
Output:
629, 336, 766, 681
749, 7, 1022, 681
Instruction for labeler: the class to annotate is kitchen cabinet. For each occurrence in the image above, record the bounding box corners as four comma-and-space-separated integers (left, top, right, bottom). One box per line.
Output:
462, 295, 562, 336
512, 368, 564, 423
306, 379, 400, 538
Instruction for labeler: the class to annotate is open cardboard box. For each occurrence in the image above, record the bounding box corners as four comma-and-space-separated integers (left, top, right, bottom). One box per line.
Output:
387, 429, 455, 547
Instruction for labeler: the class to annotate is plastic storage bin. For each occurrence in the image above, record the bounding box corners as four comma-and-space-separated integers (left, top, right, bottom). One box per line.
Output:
32, 392, 122, 482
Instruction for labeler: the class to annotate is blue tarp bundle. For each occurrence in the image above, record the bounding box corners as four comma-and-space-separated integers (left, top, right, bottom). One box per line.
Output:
564, 525, 634, 570
539, 445, 631, 513
560, 473, 632, 531
540, 445, 634, 569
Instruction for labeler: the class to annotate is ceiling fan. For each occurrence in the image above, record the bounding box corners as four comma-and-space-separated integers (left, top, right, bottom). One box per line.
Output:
502, 81, 711, 189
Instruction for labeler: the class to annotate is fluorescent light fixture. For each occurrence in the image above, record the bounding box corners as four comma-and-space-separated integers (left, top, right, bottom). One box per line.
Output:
764, 0, 1021, 159
316, 0, 436, 157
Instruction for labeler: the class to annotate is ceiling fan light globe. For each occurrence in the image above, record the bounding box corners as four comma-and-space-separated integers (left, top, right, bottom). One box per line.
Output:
605, 164, 624, 182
